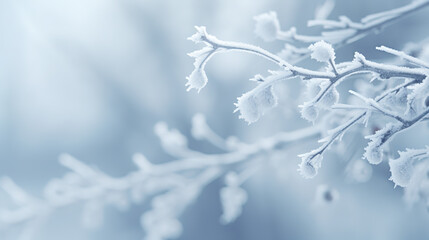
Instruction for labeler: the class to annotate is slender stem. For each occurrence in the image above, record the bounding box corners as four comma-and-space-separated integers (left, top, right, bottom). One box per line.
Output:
329, 58, 338, 76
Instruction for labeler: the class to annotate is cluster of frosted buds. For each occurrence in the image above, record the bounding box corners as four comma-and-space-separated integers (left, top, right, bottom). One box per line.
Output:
299, 41, 339, 123
235, 84, 278, 124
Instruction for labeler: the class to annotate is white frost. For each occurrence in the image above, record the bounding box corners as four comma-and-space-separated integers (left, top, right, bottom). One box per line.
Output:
308, 40, 336, 63
298, 154, 323, 179
300, 103, 319, 122
235, 85, 278, 124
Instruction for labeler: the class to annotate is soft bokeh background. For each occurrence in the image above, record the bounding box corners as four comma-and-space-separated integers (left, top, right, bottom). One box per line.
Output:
1, 0, 429, 239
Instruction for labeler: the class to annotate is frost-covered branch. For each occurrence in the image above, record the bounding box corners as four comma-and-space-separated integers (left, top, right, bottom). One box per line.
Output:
298, 78, 425, 173
187, 25, 427, 123
377, 45, 429, 69
254, 0, 429, 62
3, 1, 429, 239
187, 1, 429, 183
0, 117, 320, 239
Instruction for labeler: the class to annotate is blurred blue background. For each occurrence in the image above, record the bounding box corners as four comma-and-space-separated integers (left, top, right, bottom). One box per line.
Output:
1, 0, 429, 239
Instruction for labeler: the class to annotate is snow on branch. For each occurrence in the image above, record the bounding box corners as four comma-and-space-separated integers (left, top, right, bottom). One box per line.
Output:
0, 116, 320, 239
186, 1, 429, 183
3, 1, 429, 239
255, 0, 429, 62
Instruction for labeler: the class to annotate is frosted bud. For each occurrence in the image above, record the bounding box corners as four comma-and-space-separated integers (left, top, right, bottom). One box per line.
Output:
388, 148, 425, 188
353, 52, 366, 63
299, 162, 317, 178
364, 143, 384, 165
305, 78, 326, 98
191, 113, 209, 139
389, 156, 413, 187
308, 40, 335, 63
319, 86, 339, 108
300, 103, 319, 122
235, 85, 278, 124
186, 47, 214, 93
186, 68, 208, 93
220, 186, 248, 224
254, 85, 278, 110
235, 92, 261, 124
253, 12, 281, 42
425, 96, 429, 107
154, 122, 188, 154
364, 123, 399, 164
154, 122, 187, 147
298, 154, 322, 178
